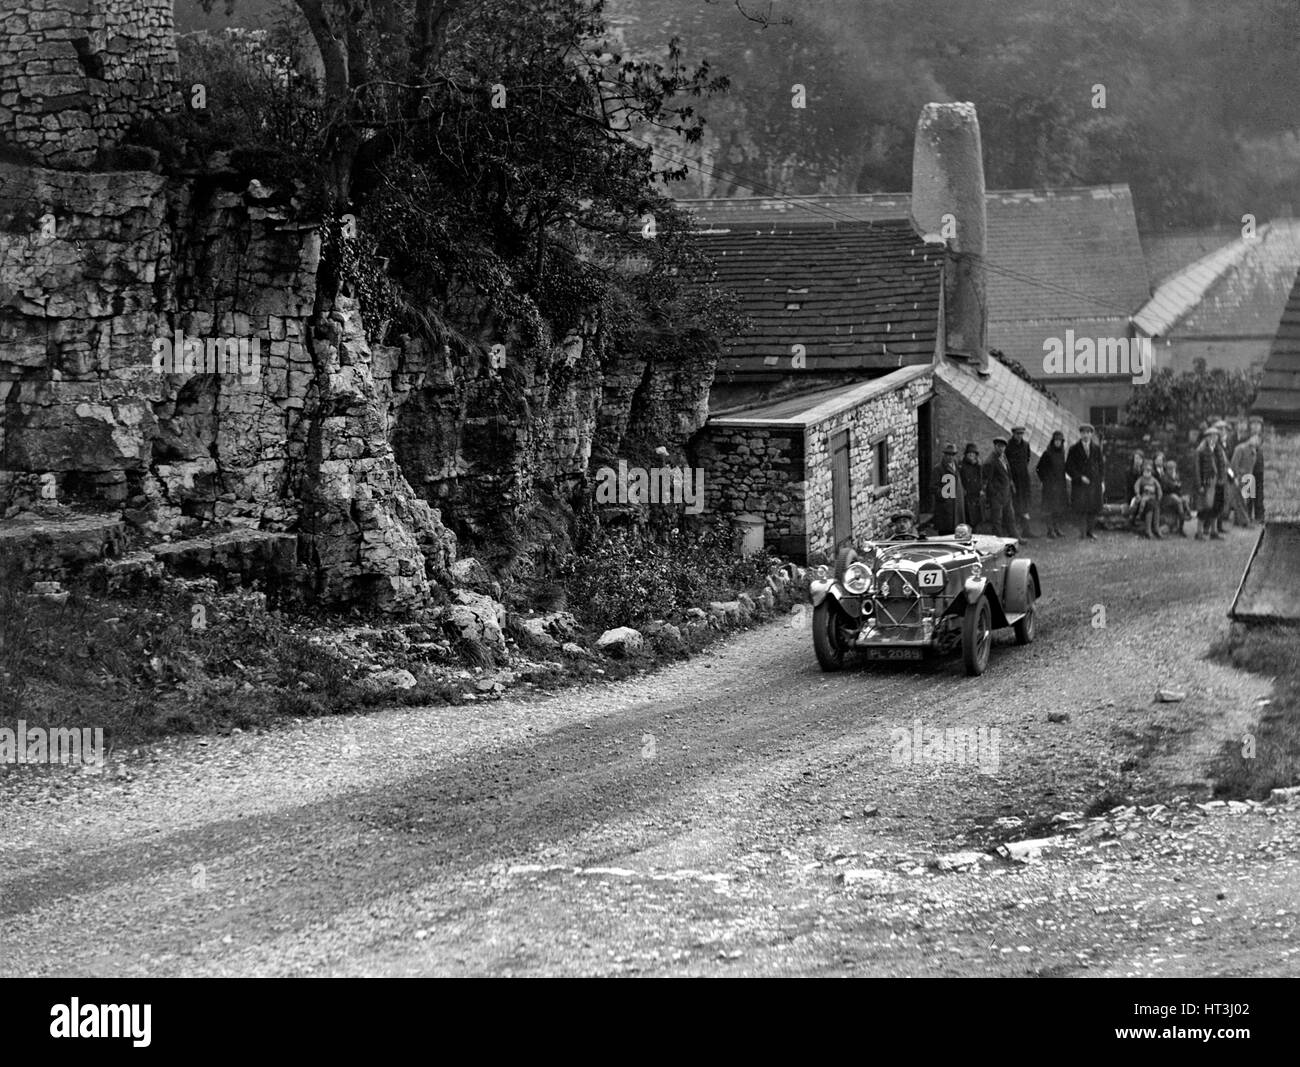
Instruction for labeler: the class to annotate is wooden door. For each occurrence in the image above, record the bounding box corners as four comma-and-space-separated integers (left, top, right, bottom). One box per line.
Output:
830, 429, 852, 550
916, 399, 933, 509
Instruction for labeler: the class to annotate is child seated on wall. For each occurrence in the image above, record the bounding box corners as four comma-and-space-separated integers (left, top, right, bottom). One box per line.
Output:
1130, 461, 1164, 539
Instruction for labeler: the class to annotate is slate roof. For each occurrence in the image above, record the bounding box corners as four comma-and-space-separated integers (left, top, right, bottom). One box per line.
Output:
933, 357, 1078, 452
1141, 226, 1240, 288
681, 187, 1151, 375
689, 219, 942, 374
1134, 221, 1300, 340
1253, 266, 1300, 425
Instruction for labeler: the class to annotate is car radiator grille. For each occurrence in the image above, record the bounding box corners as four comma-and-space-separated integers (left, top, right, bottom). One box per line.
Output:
873, 598, 922, 627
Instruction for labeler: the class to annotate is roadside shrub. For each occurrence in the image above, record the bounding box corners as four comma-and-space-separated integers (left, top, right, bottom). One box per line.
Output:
556, 521, 778, 631
1125, 364, 1260, 431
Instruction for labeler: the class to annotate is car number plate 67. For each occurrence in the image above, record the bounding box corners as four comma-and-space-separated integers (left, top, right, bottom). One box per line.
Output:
866, 648, 923, 661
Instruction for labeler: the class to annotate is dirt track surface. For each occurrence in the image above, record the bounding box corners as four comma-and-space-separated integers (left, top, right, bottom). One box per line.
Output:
3, 531, 1298, 977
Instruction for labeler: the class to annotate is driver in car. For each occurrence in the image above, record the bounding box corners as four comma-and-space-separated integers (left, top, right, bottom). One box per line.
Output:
885, 510, 923, 540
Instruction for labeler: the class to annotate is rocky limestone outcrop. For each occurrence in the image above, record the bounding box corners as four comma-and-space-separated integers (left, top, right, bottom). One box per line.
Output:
0, 157, 456, 609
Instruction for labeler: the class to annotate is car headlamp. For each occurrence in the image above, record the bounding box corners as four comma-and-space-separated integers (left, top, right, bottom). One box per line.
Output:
844, 562, 872, 595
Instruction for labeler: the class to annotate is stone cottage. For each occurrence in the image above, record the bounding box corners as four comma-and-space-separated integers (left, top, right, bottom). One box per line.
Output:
689, 103, 1077, 561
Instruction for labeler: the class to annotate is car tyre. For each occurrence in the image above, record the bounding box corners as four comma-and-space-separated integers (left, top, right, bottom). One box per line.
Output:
1014, 582, 1036, 645
812, 599, 849, 672
962, 594, 992, 676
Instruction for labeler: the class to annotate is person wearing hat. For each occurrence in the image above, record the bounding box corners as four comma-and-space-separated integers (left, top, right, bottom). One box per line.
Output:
1065, 423, 1105, 539
1213, 422, 1235, 534
885, 509, 922, 540
1249, 416, 1266, 522
1228, 430, 1260, 528
959, 442, 984, 532
930, 442, 966, 535
1035, 429, 1069, 537
1194, 423, 1226, 539
1005, 427, 1034, 539
982, 436, 1020, 538
1206, 415, 1237, 532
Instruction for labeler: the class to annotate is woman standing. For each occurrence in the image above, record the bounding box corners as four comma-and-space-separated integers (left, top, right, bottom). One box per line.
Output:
1036, 430, 1069, 537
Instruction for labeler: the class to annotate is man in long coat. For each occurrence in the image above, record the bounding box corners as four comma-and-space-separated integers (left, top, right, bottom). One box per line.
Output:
1065, 423, 1105, 539
959, 442, 984, 532
930, 442, 966, 534
1005, 426, 1034, 539
982, 436, 1020, 538
1035, 430, 1069, 537
1195, 425, 1227, 539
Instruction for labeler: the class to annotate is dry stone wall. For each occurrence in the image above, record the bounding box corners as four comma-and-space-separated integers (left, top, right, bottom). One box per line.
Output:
698, 426, 805, 558
0, 0, 180, 168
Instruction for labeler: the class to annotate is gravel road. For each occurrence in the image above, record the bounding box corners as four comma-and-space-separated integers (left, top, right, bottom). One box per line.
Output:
3, 531, 1297, 977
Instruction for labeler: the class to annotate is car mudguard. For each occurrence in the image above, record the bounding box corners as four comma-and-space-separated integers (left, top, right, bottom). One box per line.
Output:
809, 581, 863, 619
1002, 558, 1041, 614
953, 574, 1011, 628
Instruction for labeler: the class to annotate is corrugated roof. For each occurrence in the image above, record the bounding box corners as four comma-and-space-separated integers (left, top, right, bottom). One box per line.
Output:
689, 220, 942, 373
681, 187, 1151, 367
1253, 266, 1300, 423
1134, 221, 1300, 339
708, 365, 932, 426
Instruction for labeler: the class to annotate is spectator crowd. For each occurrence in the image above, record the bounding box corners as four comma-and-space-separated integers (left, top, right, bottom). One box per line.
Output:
928, 416, 1266, 542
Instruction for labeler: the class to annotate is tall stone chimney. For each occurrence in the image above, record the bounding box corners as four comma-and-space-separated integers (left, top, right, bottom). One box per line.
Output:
910, 102, 988, 372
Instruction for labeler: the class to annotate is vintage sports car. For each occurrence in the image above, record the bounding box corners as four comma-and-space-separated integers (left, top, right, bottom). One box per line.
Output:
807, 524, 1040, 676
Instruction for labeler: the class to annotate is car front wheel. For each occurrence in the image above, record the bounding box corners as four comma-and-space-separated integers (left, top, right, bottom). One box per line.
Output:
812, 599, 850, 671
1014, 583, 1036, 645
962, 594, 993, 676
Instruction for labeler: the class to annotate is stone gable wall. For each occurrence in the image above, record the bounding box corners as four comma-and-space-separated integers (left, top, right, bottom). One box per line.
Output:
0, 0, 180, 167
804, 374, 932, 558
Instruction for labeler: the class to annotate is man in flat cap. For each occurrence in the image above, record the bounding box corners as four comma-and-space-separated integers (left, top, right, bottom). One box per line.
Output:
982, 436, 1020, 538
1066, 423, 1105, 539
1006, 427, 1034, 539
885, 509, 922, 540
959, 442, 984, 532
931, 442, 966, 535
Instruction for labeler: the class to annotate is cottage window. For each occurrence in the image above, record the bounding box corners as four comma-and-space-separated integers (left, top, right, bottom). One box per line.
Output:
872, 436, 891, 492
1090, 405, 1121, 427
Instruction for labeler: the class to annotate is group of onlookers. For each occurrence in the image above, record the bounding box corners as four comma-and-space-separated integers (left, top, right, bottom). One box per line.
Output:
930, 416, 1265, 542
